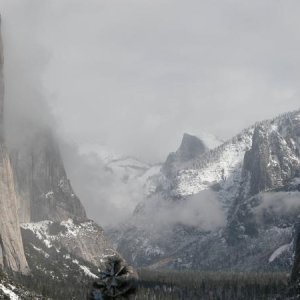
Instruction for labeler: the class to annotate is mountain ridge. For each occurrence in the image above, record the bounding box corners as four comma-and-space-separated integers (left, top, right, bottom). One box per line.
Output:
110, 109, 300, 272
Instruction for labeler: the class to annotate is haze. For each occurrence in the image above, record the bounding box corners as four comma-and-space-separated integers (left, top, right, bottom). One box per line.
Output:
1, 0, 300, 226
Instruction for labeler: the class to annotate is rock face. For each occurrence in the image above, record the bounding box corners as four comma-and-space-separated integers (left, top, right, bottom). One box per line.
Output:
176, 133, 208, 162
0, 19, 29, 274
11, 130, 87, 223
0, 16, 117, 273
163, 133, 208, 177
110, 110, 300, 272
242, 121, 300, 197
0, 15, 123, 276
0, 15, 128, 287
0, 147, 29, 273
0, 18, 4, 143
9, 130, 120, 269
21, 219, 116, 271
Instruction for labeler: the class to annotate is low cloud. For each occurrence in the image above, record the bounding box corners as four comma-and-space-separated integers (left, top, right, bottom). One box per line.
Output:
136, 190, 226, 232
255, 192, 300, 220
1, 1, 300, 228
2, 0, 300, 163
60, 141, 144, 227
60, 141, 226, 231
1, 0, 53, 149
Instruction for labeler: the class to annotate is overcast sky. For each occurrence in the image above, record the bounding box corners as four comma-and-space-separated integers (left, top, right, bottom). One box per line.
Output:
1, 1, 300, 226
1, 0, 300, 162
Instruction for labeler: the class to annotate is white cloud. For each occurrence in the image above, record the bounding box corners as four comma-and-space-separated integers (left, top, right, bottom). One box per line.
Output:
255, 192, 300, 220
137, 190, 226, 231
2, 0, 300, 162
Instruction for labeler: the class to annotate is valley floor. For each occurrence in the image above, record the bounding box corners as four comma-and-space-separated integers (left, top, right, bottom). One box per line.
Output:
6, 269, 291, 299
134, 269, 289, 300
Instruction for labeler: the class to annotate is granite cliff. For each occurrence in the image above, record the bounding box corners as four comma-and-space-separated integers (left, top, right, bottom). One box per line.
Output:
0, 17, 29, 274
0, 15, 118, 278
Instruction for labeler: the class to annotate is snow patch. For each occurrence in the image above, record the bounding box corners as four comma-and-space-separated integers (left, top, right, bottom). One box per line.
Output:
21, 221, 53, 248
0, 284, 19, 300
30, 244, 50, 258
45, 191, 54, 198
71, 258, 98, 278
269, 244, 291, 263
79, 265, 98, 279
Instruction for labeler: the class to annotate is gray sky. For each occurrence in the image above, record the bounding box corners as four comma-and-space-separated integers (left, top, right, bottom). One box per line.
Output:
1, 0, 300, 162
1, 0, 300, 226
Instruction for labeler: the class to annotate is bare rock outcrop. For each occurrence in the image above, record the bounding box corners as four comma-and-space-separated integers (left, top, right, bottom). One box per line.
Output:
242, 121, 300, 197
162, 133, 208, 177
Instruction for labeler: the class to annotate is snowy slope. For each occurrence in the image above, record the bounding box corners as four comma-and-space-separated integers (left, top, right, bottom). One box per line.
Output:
0, 284, 20, 300
176, 128, 254, 210
0, 272, 45, 299
110, 109, 300, 272
21, 219, 116, 270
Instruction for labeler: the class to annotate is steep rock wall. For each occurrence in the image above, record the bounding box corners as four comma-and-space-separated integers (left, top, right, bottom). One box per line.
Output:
0, 17, 29, 273
0, 147, 29, 273
11, 130, 87, 223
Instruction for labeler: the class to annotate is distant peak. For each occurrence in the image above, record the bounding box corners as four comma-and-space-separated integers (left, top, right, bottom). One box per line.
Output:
182, 132, 198, 139
180, 133, 205, 149
177, 133, 208, 162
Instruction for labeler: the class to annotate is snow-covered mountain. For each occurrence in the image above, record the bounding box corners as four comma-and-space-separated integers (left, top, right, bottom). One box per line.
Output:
70, 144, 163, 226
79, 143, 161, 191
106, 156, 161, 194
109, 110, 300, 272
73, 134, 221, 228
77, 132, 222, 198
